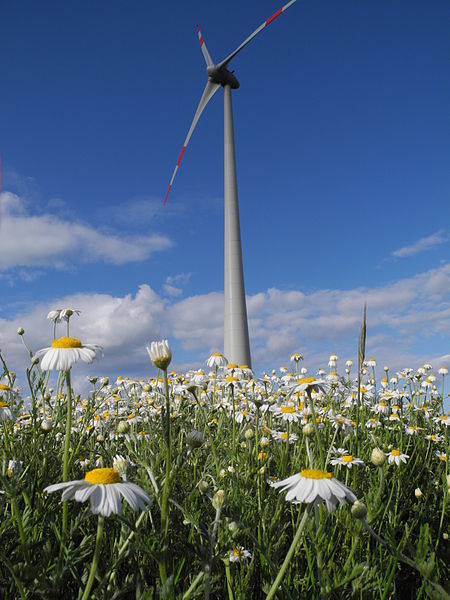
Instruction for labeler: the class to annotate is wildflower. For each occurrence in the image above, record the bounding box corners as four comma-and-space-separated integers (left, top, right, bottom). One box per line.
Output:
271, 469, 357, 513
330, 454, 364, 469
438, 366, 448, 375
34, 337, 102, 371
290, 353, 303, 363
229, 546, 252, 563
147, 339, 172, 371
415, 488, 423, 499
0, 401, 13, 421
44, 467, 151, 517
47, 309, 63, 323
435, 451, 447, 462
7, 460, 23, 477
206, 352, 228, 368
386, 449, 409, 466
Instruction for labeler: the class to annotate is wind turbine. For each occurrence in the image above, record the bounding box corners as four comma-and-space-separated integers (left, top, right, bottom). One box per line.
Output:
164, 0, 297, 368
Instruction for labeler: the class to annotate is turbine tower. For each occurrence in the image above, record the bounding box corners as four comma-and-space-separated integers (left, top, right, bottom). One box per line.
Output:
164, 0, 297, 367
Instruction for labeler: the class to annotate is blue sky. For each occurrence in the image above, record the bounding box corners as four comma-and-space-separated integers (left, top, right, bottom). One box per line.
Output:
1, 0, 450, 389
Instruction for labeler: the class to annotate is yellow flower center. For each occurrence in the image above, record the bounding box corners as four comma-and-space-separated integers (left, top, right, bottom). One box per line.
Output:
0, 384, 10, 390
301, 469, 332, 479
225, 376, 239, 383
233, 548, 242, 557
0, 401, 8, 408
51, 337, 82, 348
391, 449, 400, 456
280, 432, 288, 440
281, 405, 295, 414
297, 377, 316, 384
341, 455, 353, 463
84, 468, 121, 484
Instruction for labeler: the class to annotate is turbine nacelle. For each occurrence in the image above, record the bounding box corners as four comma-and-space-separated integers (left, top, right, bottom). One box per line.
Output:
206, 65, 240, 89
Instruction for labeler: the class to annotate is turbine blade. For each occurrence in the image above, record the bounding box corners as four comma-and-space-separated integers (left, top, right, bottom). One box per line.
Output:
164, 80, 220, 204
217, 0, 297, 69
197, 24, 213, 66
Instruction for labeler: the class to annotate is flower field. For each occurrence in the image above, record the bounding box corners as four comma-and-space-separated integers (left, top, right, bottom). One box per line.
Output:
0, 314, 449, 598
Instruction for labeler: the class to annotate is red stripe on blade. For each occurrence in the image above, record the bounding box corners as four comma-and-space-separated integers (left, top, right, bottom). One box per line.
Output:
164, 185, 172, 205
177, 146, 186, 166
265, 7, 282, 25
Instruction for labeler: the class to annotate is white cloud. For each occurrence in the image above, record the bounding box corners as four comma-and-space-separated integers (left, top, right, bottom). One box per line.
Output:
163, 273, 192, 297
0, 192, 173, 270
392, 230, 448, 258
1, 263, 449, 397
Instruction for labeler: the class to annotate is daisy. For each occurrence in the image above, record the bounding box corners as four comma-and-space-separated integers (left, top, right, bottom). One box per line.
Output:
229, 546, 252, 563
34, 337, 102, 371
206, 352, 228, 368
271, 469, 357, 513
290, 353, 303, 363
0, 401, 13, 421
330, 454, 364, 469
44, 467, 151, 517
435, 451, 447, 462
386, 449, 409, 466
271, 430, 299, 444
146, 339, 172, 371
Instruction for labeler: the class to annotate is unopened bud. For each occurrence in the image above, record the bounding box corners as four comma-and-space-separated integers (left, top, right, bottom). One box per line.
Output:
41, 419, 53, 433
244, 428, 254, 440
303, 423, 314, 437
117, 421, 129, 434
371, 447, 386, 466
212, 489, 226, 510
351, 501, 367, 520
198, 480, 209, 494
415, 487, 423, 499
17, 327, 24, 336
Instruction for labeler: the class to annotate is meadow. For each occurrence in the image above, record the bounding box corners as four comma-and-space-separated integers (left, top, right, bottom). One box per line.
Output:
0, 311, 449, 599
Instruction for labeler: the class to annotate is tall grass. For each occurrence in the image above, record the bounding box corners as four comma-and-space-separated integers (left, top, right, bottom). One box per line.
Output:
0, 329, 449, 598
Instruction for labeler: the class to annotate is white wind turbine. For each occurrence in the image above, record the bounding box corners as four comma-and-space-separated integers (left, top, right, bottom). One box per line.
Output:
164, 0, 297, 368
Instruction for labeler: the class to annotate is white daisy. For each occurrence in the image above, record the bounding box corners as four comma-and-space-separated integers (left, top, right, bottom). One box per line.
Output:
229, 546, 252, 563
386, 449, 409, 466
34, 337, 102, 371
330, 454, 364, 469
0, 400, 13, 421
270, 469, 357, 513
206, 352, 228, 368
146, 339, 172, 371
44, 467, 151, 517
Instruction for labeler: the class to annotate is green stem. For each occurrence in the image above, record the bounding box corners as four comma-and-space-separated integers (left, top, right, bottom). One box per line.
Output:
266, 506, 310, 600
62, 369, 73, 539
159, 368, 172, 587
80, 516, 104, 600
306, 390, 324, 468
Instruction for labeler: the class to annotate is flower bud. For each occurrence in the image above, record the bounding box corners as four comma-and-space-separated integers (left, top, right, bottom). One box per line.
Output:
244, 428, 254, 440
414, 487, 423, 499
212, 489, 226, 510
228, 520, 239, 534
186, 429, 204, 450
41, 419, 53, 433
351, 501, 367, 520
260, 437, 269, 448
303, 423, 314, 437
198, 480, 209, 494
117, 421, 129, 434
17, 327, 24, 336
371, 447, 386, 466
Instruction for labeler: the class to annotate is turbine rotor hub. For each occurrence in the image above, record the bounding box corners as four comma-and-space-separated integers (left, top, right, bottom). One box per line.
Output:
207, 65, 240, 89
